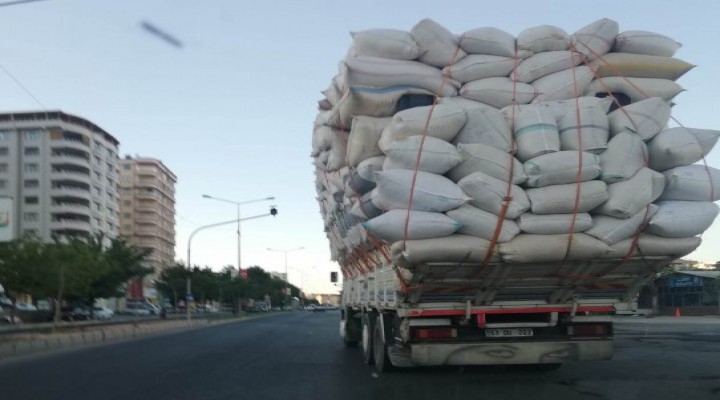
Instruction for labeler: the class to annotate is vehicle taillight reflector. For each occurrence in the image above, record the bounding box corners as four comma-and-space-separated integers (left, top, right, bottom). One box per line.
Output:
568, 324, 609, 336
412, 328, 457, 340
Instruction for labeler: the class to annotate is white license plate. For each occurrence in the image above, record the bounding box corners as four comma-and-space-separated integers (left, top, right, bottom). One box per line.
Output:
485, 328, 534, 337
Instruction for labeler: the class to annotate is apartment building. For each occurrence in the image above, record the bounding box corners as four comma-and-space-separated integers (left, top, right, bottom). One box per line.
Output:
0, 111, 120, 241
118, 156, 176, 285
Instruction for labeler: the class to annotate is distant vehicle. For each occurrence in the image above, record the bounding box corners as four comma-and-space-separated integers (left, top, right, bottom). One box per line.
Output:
14, 303, 37, 311
0, 294, 12, 307
93, 306, 114, 320
0, 307, 22, 324
61, 306, 91, 321
124, 302, 152, 316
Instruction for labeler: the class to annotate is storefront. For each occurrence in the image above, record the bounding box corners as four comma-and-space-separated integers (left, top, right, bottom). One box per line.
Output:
656, 271, 720, 315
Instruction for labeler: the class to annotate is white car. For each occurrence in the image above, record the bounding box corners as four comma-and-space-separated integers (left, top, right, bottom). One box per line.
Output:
93, 306, 114, 320
15, 303, 37, 311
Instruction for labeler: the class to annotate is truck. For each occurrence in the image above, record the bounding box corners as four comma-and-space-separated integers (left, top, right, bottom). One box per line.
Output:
336, 250, 662, 372
315, 18, 712, 373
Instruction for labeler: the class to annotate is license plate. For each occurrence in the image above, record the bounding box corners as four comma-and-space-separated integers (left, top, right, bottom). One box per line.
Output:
485, 328, 534, 337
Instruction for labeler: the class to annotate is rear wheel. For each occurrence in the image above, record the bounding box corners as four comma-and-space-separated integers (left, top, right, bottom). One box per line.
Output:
361, 312, 375, 365
340, 312, 359, 348
373, 316, 395, 373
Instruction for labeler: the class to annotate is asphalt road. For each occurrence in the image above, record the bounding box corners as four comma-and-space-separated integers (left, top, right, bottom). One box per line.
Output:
1, 312, 719, 400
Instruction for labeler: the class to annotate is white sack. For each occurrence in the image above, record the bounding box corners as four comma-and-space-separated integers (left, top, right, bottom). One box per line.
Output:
648, 201, 719, 238
363, 209, 462, 242
517, 25, 570, 52
589, 53, 694, 81
451, 103, 514, 152
660, 165, 720, 202
512, 96, 612, 121
448, 143, 526, 184
513, 51, 583, 83
585, 204, 658, 245
460, 27, 517, 57
356, 155, 385, 182
443, 55, 516, 83
523, 151, 602, 187
329, 86, 436, 127
513, 105, 560, 162
558, 101, 609, 153
342, 57, 459, 97
349, 29, 423, 60
600, 132, 647, 183
458, 171, 530, 219
518, 213, 593, 234
326, 130, 349, 171
499, 233, 610, 263
312, 125, 334, 155
383, 136, 462, 175
375, 169, 470, 212
607, 97, 671, 141
411, 18, 467, 67
690, 129, 720, 157
345, 170, 376, 196
647, 127, 704, 171
527, 180, 609, 214
380, 103, 467, 149
571, 18, 618, 60
392, 234, 500, 268
350, 192, 383, 219
532, 66, 594, 102
594, 168, 665, 219
606, 235, 700, 259
585, 78, 682, 104
613, 30, 682, 57
446, 204, 520, 242
460, 77, 536, 109
347, 116, 391, 167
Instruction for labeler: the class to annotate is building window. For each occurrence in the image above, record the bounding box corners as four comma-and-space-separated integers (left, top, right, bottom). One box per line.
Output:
0, 163, 7, 173
123, 200, 131, 206
24, 147, 39, 156
0, 179, 5, 189
22, 129, 42, 140
24, 179, 39, 188
0, 147, 8, 156
23, 163, 39, 173
23, 229, 37, 237
0, 130, 8, 140
123, 213, 131, 218
122, 164, 131, 170
23, 212, 38, 222
95, 217, 101, 225
25, 196, 38, 205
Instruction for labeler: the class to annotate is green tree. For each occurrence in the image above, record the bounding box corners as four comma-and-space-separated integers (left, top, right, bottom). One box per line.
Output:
155, 264, 191, 307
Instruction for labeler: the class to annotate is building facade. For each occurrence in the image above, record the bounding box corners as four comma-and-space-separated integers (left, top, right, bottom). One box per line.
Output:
0, 111, 120, 241
118, 156, 176, 294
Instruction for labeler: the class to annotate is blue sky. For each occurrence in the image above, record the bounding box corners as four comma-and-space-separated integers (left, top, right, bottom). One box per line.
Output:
1, 0, 719, 293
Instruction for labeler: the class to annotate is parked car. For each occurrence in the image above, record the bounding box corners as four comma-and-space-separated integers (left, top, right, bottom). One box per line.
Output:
57, 306, 91, 322
14, 303, 37, 311
0, 307, 22, 324
124, 302, 152, 316
92, 306, 114, 320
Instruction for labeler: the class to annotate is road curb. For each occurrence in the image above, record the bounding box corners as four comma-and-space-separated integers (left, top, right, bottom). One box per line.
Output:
0, 317, 247, 361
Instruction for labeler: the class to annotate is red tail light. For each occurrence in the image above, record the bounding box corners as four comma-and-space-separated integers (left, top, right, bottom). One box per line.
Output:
412, 327, 457, 340
568, 324, 609, 336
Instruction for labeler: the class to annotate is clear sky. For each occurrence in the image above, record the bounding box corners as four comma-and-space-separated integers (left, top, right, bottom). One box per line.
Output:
1, 0, 719, 294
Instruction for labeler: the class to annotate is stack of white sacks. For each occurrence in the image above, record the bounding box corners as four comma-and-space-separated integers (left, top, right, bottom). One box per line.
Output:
312, 18, 720, 269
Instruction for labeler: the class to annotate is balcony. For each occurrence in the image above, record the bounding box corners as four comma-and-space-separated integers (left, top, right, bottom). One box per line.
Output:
50, 138, 90, 153
135, 205, 159, 214
134, 228, 160, 237
50, 170, 91, 185
51, 154, 90, 168
51, 202, 91, 216
135, 215, 161, 226
50, 218, 91, 231
50, 186, 91, 201
135, 191, 161, 201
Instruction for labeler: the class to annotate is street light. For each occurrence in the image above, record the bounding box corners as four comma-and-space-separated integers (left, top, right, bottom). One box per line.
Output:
186, 210, 277, 321
202, 194, 275, 274
267, 247, 304, 297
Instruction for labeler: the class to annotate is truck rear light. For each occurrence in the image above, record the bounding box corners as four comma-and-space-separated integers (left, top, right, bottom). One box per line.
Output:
412, 327, 457, 340
568, 324, 609, 336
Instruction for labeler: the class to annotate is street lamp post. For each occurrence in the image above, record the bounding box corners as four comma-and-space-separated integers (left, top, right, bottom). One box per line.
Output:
267, 247, 304, 300
202, 195, 275, 274
186, 211, 277, 321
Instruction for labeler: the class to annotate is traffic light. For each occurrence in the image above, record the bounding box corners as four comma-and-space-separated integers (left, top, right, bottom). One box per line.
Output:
270, 206, 278, 216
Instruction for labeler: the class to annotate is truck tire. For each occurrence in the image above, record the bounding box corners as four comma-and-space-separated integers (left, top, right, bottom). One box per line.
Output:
341, 312, 360, 348
361, 312, 376, 365
373, 317, 395, 373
